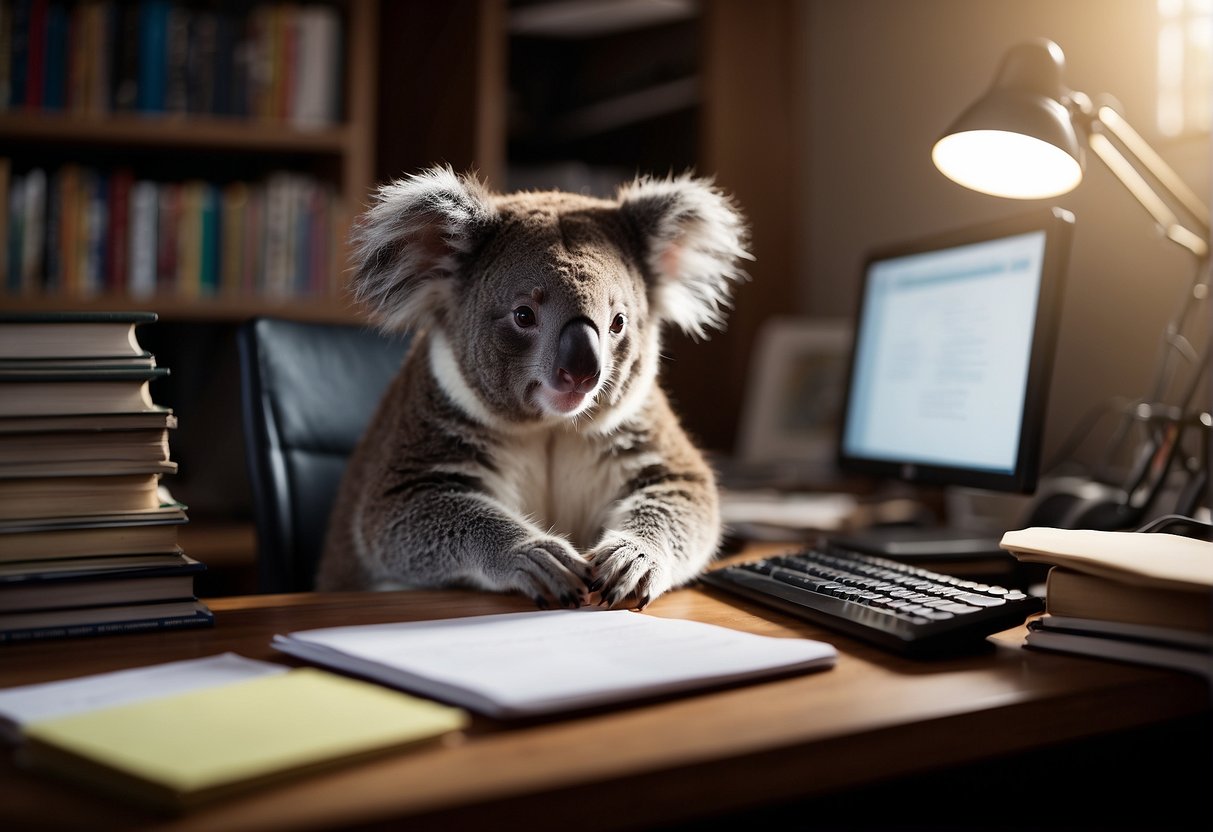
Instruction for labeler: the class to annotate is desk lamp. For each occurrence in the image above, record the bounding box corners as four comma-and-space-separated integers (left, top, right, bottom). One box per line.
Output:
932, 38, 1211, 529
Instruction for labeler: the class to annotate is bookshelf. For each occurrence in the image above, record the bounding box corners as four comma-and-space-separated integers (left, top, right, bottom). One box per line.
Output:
0, 0, 381, 592
0, 0, 378, 322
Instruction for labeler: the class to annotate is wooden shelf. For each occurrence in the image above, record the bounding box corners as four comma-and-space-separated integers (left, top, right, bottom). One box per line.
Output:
0, 112, 353, 155
0, 293, 366, 324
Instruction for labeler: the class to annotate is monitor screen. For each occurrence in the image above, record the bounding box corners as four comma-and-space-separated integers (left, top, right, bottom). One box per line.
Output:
838, 208, 1075, 493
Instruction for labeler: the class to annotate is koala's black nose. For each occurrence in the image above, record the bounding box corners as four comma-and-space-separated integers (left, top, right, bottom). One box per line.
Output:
555, 319, 600, 394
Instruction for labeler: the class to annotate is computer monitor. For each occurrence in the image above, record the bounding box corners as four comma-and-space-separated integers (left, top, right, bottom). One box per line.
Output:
832, 207, 1075, 558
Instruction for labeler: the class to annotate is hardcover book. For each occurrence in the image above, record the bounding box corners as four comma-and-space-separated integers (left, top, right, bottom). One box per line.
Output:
0, 311, 157, 359
0, 409, 176, 434
0, 598, 211, 644
0, 553, 205, 613
0, 507, 187, 561
1043, 566, 1211, 633
0, 472, 167, 521
0, 367, 169, 417
1024, 615, 1213, 681
1000, 527, 1213, 590
0, 428, 171, 466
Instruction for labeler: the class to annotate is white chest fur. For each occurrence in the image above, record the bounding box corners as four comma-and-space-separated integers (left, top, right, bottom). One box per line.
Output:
482, 427, 624, 550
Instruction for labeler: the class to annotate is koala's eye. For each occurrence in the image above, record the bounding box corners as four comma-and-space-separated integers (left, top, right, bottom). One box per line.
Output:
513, 306, 537, 328
610, 313, 627, 334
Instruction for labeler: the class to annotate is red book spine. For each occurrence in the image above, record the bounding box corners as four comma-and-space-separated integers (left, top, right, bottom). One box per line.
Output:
107, 170, 133, 294
25, 0, 48, 109
157, 183, 180, 293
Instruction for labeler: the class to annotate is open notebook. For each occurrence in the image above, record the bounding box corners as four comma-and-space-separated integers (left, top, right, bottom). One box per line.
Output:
273, 608, 837, 718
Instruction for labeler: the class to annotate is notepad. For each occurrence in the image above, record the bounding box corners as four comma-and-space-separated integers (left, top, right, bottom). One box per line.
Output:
272, 608, 837, 718
0, 653, 287, 744
18, 668, 469, 812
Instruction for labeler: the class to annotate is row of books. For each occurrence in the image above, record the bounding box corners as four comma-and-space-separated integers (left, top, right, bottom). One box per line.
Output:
0, 161, 341, 300
0, 310, 213, 643
1002, 526, 1213, 680
1, 0, 343, 126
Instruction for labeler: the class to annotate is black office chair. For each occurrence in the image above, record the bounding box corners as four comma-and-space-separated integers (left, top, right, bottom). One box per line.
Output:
237, 317, 411, 593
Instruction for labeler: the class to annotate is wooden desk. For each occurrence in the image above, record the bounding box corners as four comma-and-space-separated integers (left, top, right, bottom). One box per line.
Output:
3, 557, 1211, 831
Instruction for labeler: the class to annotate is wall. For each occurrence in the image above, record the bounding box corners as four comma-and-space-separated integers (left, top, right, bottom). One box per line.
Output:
800, 0, 1210, 477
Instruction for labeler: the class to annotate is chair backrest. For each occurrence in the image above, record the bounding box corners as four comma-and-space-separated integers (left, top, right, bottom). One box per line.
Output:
237, 317, 410, 593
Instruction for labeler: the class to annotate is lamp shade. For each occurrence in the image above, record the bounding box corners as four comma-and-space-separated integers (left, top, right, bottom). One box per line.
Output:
933, 39, 1084, 199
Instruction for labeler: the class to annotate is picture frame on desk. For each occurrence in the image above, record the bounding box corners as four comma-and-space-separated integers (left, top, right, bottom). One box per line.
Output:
735, 316, 851, 470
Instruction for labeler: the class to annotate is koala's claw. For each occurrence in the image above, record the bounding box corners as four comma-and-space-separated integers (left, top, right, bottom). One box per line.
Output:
588, 534, 666, 610
509, 536, 591, 607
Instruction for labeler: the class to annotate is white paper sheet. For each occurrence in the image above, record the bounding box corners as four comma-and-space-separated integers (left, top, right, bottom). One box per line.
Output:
0, 652, 288, 743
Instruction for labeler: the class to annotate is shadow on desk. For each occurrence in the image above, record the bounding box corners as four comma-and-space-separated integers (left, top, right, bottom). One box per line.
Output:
654, 713, 1213, 832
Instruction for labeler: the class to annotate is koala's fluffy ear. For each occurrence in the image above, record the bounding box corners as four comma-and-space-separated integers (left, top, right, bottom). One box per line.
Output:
351, 166, 498, 332
617, 174, 751, 339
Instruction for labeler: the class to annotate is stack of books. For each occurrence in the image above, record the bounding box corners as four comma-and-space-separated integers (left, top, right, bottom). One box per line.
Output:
1001, 526, 1213, 680
0, 311, 212, 643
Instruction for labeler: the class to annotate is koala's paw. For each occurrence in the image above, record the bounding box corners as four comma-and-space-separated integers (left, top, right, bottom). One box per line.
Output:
503, 535, 592, 610
586, 533, 670, 610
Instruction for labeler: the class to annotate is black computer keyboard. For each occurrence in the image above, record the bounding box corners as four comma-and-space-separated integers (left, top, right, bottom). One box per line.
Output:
699, 544, 1043, 657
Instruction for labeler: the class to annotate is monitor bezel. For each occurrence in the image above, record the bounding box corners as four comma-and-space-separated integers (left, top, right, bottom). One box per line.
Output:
836, 206, 1076, 494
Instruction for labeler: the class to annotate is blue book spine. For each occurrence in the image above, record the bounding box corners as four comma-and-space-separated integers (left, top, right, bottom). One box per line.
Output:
41, 0, 66, 110
199, 183, 219, 295
137, 0, 168, 112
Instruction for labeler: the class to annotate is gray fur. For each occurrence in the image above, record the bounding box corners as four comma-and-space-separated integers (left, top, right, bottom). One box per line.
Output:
317, 165, 751, 609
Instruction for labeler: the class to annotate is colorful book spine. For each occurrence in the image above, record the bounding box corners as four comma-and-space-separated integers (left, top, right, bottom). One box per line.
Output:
1, 164, 337, 301
198, 182, 219, 296
57, 164, 79, 296
20, 166, 46, 295
220, 181, 246, 296
106, 168, 133, 294
42, 167, 60, 293
137, 0, 168, 112
175, 180, 201, 297
128, 180, 158, 298
6, 172, 22, 293
155, 181, 179, 293
9, 0, 30, 109
6, 2, 344, 121
24, 0, 45, 109
41, 0, 66, 110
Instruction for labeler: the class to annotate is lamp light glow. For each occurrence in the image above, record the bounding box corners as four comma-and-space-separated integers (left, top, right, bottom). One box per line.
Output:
932, 129, 1083, 199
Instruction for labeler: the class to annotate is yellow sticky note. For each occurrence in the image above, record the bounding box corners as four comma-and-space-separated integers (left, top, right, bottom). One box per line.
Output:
21, 668, 468, 812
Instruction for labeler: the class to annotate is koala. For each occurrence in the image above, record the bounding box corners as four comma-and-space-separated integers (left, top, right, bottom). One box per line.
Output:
315, 165, 750, 610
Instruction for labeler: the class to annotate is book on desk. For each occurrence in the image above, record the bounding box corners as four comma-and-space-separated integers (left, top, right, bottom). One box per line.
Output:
0, 312, 211, 642
1002, 525, 1213, 679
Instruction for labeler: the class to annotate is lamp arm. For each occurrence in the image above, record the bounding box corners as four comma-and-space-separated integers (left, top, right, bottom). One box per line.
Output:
1087, 132, 1209, 258
1082, 104, 1210, 260
1096, 105, 1210, 231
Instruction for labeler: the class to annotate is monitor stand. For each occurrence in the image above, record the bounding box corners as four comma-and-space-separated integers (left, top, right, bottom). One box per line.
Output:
825, 525, 1005, 561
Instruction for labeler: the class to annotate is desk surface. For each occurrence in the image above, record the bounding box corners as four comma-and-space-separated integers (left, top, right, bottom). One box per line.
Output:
3, 547, 1211, 832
